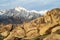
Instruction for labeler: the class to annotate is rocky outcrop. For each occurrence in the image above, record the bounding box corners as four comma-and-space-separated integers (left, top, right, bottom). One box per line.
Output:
0, 8, 60, 40
43, 33, 60, 40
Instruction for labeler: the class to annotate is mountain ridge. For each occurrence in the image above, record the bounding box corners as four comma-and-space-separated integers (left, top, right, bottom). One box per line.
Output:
0, 6, 47, 24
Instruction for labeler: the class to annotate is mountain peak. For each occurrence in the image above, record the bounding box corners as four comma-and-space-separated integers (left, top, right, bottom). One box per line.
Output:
15, 6, 27, 12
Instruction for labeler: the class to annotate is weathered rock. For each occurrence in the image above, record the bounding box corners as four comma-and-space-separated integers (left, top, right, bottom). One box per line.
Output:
1, 31, 10, 38
0, 24, 12, 33
43, 33, 60, 40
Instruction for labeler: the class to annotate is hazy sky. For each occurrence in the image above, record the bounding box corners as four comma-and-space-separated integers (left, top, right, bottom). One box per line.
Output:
0, 0, 60, 10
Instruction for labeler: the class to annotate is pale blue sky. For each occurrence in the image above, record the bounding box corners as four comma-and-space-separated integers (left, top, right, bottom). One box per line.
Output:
0, 0, 60, 10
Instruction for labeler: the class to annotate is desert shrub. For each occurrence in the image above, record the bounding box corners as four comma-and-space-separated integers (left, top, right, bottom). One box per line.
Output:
0, 34, 3, 40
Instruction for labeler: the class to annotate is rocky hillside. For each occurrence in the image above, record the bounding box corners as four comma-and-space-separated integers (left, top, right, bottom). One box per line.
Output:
0, 8, 60, 40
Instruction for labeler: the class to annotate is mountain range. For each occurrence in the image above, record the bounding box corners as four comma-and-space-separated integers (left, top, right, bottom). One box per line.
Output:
0, 8, 60, 40
0, 6, 47, 24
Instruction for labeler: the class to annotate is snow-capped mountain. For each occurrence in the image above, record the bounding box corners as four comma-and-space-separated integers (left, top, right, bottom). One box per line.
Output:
0, 10, 6, 15
0, 6, 48, 24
